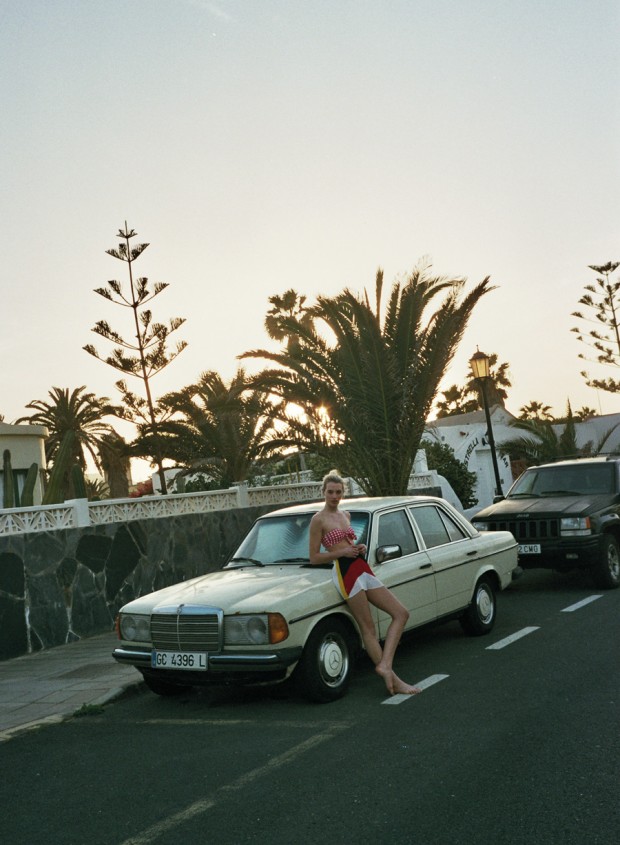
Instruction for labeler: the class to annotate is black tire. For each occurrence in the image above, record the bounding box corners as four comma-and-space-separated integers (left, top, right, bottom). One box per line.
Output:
141, 672, 189, 697
295, 618, 355, 703
592, 534, 620, 589
460, 576, 496, 636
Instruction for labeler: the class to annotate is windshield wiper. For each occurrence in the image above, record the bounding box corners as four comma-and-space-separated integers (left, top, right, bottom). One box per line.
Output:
274, 557, 310, 563
540, 490, 580, 496
509, 492, 540, 498
228, 556, 265, 567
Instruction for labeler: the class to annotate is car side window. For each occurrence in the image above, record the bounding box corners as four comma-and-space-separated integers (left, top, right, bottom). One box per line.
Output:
376, 510, 418, 556
409, 505, 466, 548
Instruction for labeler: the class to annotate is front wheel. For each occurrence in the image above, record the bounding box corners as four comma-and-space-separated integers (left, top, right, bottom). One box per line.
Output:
295, 618, 355, 703
460, 576, 496, 636
592, 534, 620, 589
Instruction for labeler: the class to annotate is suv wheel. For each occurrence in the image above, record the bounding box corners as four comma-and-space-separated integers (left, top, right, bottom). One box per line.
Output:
593, 534, 620, 589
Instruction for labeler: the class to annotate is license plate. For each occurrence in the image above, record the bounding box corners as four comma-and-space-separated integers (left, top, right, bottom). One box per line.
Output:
151, 651, 208, 671
518, 544, 541, 554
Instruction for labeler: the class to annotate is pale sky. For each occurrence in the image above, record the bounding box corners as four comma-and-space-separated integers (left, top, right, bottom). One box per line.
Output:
2, 0, 619, 447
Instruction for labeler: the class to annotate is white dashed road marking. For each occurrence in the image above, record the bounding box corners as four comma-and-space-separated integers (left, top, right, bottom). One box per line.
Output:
486, 626, 540, 650
119, 724, 350, 845
382, 673, 450, 705
561, 595, 603, 612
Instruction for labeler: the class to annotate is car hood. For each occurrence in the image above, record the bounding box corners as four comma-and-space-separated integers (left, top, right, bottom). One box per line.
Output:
120, 565, 334, 616
473, 494, 612, 520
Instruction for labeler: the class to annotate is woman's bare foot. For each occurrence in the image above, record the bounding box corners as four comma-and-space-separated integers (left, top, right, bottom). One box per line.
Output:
375, 663, 395, 694
391, 673, 421, 695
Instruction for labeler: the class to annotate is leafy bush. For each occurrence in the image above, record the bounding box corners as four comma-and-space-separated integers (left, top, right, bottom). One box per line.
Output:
421, 440, 478, 509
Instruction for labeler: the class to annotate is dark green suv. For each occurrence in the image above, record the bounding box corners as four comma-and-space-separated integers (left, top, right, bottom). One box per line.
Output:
471, 457, 620, 589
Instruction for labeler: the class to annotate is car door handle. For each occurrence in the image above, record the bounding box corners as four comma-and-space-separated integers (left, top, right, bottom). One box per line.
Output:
466, 550, 478, 556
420, 563, 432, 569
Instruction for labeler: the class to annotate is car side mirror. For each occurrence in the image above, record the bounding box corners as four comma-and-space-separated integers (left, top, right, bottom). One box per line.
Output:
376, 544, 401, 563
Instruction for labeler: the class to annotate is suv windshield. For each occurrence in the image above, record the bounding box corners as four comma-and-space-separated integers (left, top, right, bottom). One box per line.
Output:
227, 512, 370, 566
509, 463, 616, 498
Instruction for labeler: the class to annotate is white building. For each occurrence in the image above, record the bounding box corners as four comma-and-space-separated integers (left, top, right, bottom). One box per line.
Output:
425, 407, 620, 516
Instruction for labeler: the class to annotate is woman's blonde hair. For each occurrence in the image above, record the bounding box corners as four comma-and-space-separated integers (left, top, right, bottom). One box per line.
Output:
322, 471, 344, 492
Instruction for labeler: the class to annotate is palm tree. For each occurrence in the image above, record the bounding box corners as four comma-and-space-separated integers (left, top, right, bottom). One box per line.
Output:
243, 264, 494, 496
499, 402, 620, 467
98, 432, 132, 498
16, 386, 116, 502
264, 289, 314, 350
435, 384, 478, 418
16, 386, 114, 470
518, 400, 555, 421
154, 369, 280, 488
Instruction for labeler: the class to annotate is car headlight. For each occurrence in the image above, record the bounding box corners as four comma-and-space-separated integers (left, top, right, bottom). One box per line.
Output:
560, 517, 592, 536
472, 521, 489, 531
224, 613, 289, 645
119, 613, 151, 642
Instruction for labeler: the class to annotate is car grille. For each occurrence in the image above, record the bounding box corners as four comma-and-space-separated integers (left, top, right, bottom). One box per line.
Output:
151, 609, 223, 651
487, 519, 560, 540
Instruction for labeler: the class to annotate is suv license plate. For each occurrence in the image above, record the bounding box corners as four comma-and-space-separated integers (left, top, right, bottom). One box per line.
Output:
151, 651, 208, 671
518, 544, 541, 554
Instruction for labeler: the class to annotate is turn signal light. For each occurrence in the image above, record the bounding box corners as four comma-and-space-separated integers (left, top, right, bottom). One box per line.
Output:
268, 613, 289, 643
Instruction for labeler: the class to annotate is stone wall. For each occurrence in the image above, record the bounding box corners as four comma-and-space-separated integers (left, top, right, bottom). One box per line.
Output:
0, 503, 282, 661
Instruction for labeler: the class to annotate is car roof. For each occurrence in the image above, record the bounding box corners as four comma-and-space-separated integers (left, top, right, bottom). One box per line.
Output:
259, 495, 447, 518
527, 457, 619, 470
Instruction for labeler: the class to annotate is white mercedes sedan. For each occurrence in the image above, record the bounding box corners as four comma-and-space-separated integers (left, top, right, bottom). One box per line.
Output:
113, 496, 518, 702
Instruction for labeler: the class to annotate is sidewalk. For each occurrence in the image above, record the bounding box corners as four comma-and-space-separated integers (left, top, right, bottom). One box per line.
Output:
0, 632, 143, 742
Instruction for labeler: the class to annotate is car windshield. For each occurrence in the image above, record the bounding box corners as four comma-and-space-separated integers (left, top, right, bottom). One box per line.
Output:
226, 511, 370, 567
508, 463, 616, 497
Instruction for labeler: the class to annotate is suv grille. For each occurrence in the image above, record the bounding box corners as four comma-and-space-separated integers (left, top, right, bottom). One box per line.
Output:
151, 610, 222, 651
488, 519, 560, 540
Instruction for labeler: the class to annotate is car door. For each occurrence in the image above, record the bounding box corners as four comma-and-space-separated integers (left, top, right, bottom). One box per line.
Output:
370, 507, 437, 638
407, 503, 482, 617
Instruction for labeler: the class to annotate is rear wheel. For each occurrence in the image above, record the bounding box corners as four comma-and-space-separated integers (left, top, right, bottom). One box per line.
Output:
592, 534, 620, 589
295, 618, 355, 703
460, 576, 496, 635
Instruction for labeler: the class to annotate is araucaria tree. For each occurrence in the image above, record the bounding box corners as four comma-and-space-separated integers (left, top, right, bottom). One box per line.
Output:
244, 264, 494, 496
84, 223, 187, 494
571, 261, 620, 394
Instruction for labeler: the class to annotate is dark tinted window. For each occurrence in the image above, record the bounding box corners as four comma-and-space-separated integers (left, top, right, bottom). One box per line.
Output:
510, 463, 615, 497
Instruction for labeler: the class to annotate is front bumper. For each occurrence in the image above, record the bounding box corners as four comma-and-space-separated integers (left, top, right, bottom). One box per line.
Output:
113, 644, 303, 684
517, 535, 601, 570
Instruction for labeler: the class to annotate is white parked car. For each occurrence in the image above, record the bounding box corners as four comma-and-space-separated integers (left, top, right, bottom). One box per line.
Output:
113, 496, 518, 702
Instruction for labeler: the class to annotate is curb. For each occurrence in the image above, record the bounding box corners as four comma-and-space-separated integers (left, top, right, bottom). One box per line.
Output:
0, 679, 145, 745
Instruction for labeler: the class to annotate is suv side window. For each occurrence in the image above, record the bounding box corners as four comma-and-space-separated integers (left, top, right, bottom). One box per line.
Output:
376, 510, 418, 557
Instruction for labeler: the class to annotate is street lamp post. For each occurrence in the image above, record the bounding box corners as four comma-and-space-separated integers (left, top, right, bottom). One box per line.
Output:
470, 348, 504, 498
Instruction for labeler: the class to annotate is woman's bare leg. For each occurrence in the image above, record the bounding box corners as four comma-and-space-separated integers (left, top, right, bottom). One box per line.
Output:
347, 588, 420, 695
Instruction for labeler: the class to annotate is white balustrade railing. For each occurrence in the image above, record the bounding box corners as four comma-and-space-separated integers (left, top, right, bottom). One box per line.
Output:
0, 481, 326, 537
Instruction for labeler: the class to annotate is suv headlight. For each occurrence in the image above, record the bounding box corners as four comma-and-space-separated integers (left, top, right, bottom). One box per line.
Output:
119, 613, 151, 642
560, 517, 592, 536
224, 613, 289, 645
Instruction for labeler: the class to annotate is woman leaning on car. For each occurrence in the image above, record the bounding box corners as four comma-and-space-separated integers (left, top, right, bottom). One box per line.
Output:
309, 471, 420, 697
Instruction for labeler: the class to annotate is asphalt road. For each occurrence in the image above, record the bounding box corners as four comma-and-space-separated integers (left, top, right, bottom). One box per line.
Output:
2, 569, 619, 845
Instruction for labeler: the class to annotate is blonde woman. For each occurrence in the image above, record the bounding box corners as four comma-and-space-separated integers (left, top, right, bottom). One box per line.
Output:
309, 472, 420, 696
